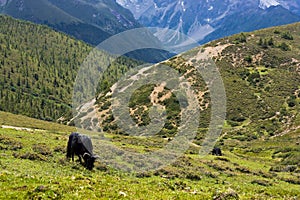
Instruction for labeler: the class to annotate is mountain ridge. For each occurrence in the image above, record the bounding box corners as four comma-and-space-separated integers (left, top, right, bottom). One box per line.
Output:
117, 0, 300, 45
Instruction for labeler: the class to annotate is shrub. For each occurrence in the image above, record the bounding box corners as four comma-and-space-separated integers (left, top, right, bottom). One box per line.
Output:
279, 42, 290, 51
251, 179, 271, 186
269, 165, 297, 172
258, 38, 268, 49
101, 101, 111, 110
213, 188, 239, 200
244, 55, 252, 63
0, 136, 23, 150
274, 30, 281, 34
215, 157, 230, 162
281, 177, 300, 184
13, 152, 46, 161
281, 32, 293, 40
54, 145, 65, 153
185, 172, 202, 181
268, 37, 274, 47
236, 166, 251, 174
33, 143, 52, 156
284, 165, 297, 172
235, 33, 247, 43
248, 71, 260, 84
287, 96, 296, 107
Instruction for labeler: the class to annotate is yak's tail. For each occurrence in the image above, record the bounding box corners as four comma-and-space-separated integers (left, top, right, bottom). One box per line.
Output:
66, 133, 74, 158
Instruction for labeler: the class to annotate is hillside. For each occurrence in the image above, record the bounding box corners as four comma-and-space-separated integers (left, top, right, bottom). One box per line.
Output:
0, 15, 140, 121
81, 22, 300, 145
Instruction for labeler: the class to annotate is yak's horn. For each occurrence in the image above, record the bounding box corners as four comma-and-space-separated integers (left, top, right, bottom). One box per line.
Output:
83, 152, 91, 158
93, 155, 100, 159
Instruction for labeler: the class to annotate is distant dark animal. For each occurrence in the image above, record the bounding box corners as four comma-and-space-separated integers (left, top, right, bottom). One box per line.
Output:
212, 147, 222, 156
67, 132, 96, 170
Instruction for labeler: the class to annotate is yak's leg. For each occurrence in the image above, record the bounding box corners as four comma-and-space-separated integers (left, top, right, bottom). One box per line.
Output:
71, 153, 74, 162
78, 155, 82, 164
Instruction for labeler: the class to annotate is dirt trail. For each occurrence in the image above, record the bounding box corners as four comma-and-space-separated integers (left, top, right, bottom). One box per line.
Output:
1, 125, 45, 132
271, 125, 300, 138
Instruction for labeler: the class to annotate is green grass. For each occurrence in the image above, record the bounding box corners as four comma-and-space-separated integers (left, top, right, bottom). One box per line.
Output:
0, 111, 75, 133
0, 112, 299, 199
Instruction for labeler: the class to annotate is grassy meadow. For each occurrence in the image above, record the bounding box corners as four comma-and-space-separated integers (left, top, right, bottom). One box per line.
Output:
0, 111, 299, 199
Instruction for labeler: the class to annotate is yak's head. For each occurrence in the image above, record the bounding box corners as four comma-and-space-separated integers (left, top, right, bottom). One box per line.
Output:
83, 153, 96, 170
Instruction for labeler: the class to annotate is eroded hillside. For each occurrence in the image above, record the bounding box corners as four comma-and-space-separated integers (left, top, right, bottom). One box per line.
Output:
76, 22, 300, 146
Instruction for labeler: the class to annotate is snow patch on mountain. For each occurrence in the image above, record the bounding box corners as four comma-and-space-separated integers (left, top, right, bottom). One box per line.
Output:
259, 0, 280, 9
116, 0, 155, 19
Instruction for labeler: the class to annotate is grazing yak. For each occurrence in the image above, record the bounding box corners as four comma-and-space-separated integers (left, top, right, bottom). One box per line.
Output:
67, 132, 97, 170
212, 147, 222, 156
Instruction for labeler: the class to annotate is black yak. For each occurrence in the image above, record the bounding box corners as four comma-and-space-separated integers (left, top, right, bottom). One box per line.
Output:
212, 147, 222, 156
67, 132, 96, 170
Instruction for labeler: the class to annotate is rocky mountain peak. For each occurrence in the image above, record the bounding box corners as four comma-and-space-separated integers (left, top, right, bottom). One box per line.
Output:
117, 0, 300, 45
